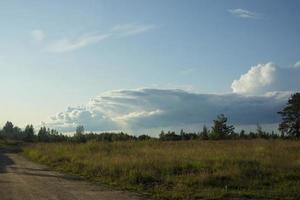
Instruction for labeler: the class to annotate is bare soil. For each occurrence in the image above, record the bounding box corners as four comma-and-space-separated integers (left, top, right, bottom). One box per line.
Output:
0, 147, 145, 200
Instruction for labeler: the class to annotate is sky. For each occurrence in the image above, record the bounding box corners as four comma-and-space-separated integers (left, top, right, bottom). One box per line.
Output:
0, 0, 300, 134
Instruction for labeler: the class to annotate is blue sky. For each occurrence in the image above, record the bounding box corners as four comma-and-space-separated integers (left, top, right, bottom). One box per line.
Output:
0, 0, 300, 132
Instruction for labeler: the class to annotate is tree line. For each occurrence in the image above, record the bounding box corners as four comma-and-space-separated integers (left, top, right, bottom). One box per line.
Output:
0, 93, 299, 143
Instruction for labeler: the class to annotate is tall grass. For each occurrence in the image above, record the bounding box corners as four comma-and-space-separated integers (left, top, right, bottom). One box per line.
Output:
0, 139, 5, 147
24, 140, 300, 199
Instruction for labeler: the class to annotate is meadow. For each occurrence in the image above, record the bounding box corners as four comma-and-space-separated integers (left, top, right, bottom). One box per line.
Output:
23, 139, 300, 200
0, 139, 5, 148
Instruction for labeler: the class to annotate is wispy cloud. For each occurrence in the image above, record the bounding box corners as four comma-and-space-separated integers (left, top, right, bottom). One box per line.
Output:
46, 33, 110, 53
35, 23, 156, 53
112, 23, 156, 37
31, 29, 46, 42
228, 9, 260, 19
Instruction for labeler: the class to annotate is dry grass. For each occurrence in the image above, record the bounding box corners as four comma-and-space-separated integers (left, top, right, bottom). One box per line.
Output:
23, 139, 300, 199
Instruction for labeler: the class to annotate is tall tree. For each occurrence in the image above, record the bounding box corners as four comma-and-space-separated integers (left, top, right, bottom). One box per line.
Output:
3, 121, 14, 133
211, 114, 235, 139
76, 125, 84, 135
278, 93, 300, 138
256, 123, 264, 138
199, 125, 209, 140
74, 125, 86, 143
38, 126, 50, 142
24, 124, 35, 142
2, 121, 15, 139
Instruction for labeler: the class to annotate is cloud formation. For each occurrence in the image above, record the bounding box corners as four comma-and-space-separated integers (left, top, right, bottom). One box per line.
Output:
36, 23, 156, 53
231, 63, 300, 95
231, 63, 276, 94
228, 9, 260, 19
49, 106, 118, 131
46, 33, 110, 53
46, 61, 300, 133
46, 88, 290, 132
112, 23, 156, 37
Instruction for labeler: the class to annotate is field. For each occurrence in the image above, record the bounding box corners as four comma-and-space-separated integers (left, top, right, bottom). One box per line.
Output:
23, 139, 300, 200
0, 139, 4, 147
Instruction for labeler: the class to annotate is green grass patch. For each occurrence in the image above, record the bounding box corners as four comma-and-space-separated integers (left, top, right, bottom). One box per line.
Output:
23, 139, 300, 199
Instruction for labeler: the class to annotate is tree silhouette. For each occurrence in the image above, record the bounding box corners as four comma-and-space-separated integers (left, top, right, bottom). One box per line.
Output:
24, 124, 35, 142
278, 93, 300, 138
2, 121, 15, 139
38, 126, 50, 142
3, 121, 14, 133
74, 125, 86, 142
199, 125, 209, 140
211, 114, 234, 139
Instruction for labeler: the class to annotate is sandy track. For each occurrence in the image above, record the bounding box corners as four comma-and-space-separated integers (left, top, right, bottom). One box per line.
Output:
0, 148, 145, 200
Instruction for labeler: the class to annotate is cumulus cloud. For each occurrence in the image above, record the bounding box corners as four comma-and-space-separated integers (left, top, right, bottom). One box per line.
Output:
231, 62, 300, 95
46, 60, 300, 133
228, 9, 260, 19
31, 29, 46, 42
49, 106, 118, 131
231, 63, 276, 94
46, 88, 290, 132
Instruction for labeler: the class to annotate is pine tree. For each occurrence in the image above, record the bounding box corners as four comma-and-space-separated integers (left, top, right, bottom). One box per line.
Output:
211, 114, 234, 139
24, 124, 35, 142
278, 93, 300, 138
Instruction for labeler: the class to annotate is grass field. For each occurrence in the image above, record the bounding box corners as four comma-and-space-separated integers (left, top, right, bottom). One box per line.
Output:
23, 139, 300, 200
0, 139, 4, 148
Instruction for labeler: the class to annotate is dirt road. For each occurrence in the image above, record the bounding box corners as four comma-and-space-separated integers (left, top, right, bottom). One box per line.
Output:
0, 148, 145, 200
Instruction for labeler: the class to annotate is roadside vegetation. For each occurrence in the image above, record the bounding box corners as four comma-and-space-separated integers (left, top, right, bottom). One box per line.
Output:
0, 93, 299, 199
23, 140, 300, 199
0, 139, 5, 148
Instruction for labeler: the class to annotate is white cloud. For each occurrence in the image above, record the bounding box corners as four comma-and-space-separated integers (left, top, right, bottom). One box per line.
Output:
228, 9, 260, 19
112, 23, 156, 37
294, 61, 300, 69
231, 63, 276, 94
231, 62, 300, 95
31, 29, 45, 42
49, 106, 118, 131
114, 110, 163, 122
45, 60, 300, 133
46, 88, 291, 133
46, 33, 110, 53
38, 23, 156, 53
